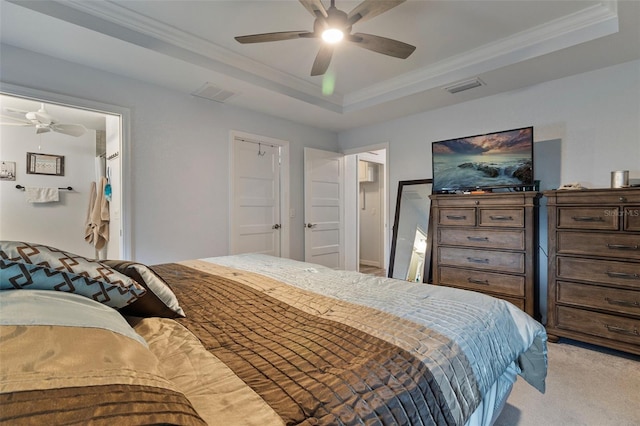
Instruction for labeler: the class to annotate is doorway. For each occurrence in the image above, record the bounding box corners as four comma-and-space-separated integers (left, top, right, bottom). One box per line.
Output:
343, 144, 388, 274
0, 84, 129, 259
358, 156, 385, 274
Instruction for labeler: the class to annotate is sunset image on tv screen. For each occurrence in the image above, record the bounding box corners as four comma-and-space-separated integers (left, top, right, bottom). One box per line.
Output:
432, 127, 533, 192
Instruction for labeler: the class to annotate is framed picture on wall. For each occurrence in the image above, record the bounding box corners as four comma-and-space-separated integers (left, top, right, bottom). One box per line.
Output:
26, 152, 65, 176
0, 161, 16, 181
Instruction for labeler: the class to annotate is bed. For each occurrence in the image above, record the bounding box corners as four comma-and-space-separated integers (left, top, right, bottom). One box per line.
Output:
0, 241, 547, 425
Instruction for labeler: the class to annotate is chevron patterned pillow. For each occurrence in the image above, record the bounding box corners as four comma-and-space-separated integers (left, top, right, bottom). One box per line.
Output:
0, 241, 146, 309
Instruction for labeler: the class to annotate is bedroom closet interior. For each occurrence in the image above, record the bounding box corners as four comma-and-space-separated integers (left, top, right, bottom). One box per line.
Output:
358, 158, 385, 276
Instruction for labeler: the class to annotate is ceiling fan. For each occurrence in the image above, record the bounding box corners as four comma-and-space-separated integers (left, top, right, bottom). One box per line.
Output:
235, 0, 416, 76
1, 103, 87, 137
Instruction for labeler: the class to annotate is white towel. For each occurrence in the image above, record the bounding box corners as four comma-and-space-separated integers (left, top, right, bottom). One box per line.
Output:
84, 178, 110, 250
25, 187, 59, 203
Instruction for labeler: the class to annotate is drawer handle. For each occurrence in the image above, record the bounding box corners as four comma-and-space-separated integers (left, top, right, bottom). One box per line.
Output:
467, 257, 489, 264
606, 271, 640, 280
607, 244, 640, 251
604, 324, 639, 336
571, 216, 604, 222
467, 236, 489, 242
605, 297, 640, 308
489, 215, 513, 221
446, 215, 467, 220
467, 278, 489, 285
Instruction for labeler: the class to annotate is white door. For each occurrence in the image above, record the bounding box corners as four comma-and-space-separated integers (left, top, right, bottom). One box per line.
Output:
304, 148, 344, 269
231, 138, 281, 256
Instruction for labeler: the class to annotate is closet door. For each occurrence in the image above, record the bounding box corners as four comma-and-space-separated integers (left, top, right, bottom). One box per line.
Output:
231, 138, 281, 256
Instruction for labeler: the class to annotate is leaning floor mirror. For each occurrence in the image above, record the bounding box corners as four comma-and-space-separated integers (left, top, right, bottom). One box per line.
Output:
388, 179, 433, 283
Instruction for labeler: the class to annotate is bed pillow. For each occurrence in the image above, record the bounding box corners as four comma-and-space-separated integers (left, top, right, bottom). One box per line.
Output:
103, 260, 185, 318
0, 240, 145, 309
0, 289, 149, 346
0, 289, 206, 426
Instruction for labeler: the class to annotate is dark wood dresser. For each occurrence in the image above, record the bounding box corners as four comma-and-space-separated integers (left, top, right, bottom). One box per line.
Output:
430, 192, 540, 318
545, 188, 640, 355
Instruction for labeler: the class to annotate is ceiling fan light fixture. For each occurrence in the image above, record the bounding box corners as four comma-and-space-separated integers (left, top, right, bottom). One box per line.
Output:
322, 28, 344, 43
234, 0, 415, 76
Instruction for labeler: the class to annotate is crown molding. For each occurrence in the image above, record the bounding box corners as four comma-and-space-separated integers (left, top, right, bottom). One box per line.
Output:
12, 0, 619, 115
50, 0, 344, 109
343, 1, 619, 111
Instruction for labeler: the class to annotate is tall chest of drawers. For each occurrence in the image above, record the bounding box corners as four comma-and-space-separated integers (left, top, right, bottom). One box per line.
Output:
430, 192, 540, 318
545, 188, 640, 355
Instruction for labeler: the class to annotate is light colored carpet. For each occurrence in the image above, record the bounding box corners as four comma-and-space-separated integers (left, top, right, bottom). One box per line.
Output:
494, 339, 640, 425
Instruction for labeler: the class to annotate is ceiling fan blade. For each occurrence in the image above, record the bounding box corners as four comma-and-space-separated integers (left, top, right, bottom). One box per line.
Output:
311, 44, 334, 76
3, 106, 30, 115
348, 33, 416, 59
235, 31, 312, 44
52, 123, 87, 137
36, 126, 51, 135
299, 0, 328, 18
0, 114, 31, 124
347, 0, 406, 25
0, 122, 32, 127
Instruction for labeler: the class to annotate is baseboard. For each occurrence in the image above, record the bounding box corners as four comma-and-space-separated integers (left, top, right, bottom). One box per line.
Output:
359, 259, 381, 268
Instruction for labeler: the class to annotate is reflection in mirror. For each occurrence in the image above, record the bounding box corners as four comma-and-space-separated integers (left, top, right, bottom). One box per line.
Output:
388, 179, 433, 282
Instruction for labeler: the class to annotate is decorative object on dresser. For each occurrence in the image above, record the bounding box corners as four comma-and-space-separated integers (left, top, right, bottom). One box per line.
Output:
431, 191, 541, 318
545, 188, 640, 355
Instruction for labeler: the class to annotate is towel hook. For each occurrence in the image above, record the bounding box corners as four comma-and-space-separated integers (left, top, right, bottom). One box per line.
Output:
257, 143, 266, 157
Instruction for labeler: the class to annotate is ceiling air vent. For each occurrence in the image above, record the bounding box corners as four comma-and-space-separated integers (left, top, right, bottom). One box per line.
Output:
192, 83, 236, 103
444, 78, 485, 94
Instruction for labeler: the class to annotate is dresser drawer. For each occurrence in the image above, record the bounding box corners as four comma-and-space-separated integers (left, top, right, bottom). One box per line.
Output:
438, 247, 524, 273
556, 257, 640, 290
556, 305, 640, 346
438, 208, 476, 226
438, 228, 524, 250
557, 207, 618, 230
479, 208, 524, 228
553, 190, 640, 205
557, 231, 640, 260
433, 194, 527, 207
439, 266, 525, 296
625, 207, 640, 231
557, 281, 640, 317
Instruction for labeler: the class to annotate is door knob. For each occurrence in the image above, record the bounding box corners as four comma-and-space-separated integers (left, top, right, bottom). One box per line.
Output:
305, 223, 316, 228
272, 224, 281, 229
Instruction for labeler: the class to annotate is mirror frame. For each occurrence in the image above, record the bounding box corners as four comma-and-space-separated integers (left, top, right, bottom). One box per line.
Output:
388, 179, 433, 283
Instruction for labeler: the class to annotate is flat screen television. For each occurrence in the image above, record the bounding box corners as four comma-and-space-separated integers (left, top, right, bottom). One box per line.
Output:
431, 126, 533, 193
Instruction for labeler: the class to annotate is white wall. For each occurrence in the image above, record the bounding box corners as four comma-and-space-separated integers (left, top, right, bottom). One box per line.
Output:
0, 44, 339, 264
0, 126, 97, 257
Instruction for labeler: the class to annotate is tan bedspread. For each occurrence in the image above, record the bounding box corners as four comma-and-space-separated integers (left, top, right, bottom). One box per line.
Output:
150, 260, 479, 425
